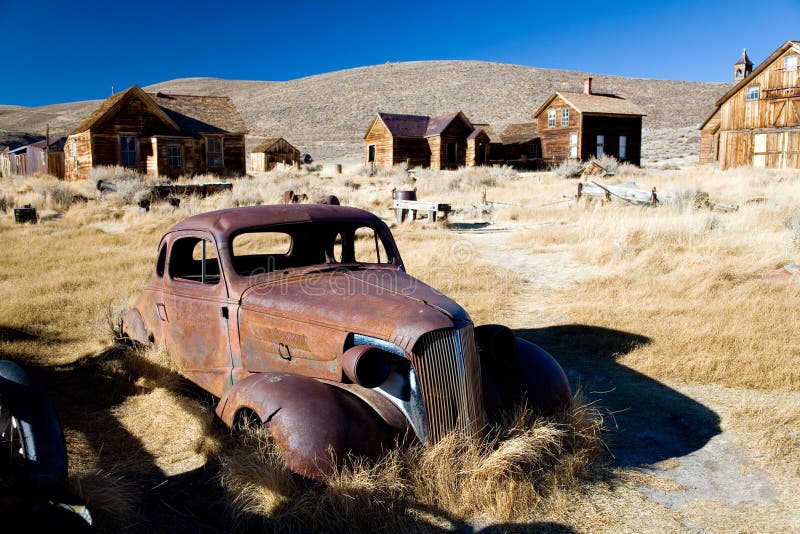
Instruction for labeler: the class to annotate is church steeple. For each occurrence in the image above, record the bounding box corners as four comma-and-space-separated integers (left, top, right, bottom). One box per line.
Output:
734, 48, 754, 82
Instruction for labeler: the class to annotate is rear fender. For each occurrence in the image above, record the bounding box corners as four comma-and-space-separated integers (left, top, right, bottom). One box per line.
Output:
121, 307, 148, 345
217, 373, 403, 480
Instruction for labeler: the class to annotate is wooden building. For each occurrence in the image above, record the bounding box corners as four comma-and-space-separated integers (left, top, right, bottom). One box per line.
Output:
700, 41, 800, 169
533, 78, 646, 166
499, 123, 541, 168
364, 111, 475, 169
64, 86, 247, 181
249, 137, 300, 172
5, 137, 65, 178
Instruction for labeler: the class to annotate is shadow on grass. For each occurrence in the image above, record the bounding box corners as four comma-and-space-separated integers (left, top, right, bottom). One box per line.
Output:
516, 324, 721, 467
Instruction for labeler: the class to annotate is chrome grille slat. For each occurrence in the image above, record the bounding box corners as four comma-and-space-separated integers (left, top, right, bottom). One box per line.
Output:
412, 325, 483, 442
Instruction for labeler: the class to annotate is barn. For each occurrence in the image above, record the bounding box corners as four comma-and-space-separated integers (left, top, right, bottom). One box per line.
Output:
249, 137, 300, 172
700, 41, 800, 169
364, 111, 475, 169
533, 78, 646, 166
64, 86, 247, 181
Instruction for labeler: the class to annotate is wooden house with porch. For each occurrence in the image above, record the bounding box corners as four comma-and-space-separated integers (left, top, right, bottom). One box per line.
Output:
364, 111, 475, 169
499, 123, 541, 167
64, 85, 247, 181
249, 137, 300, 172
700, 41, 800, 169
533, 78, 646, 166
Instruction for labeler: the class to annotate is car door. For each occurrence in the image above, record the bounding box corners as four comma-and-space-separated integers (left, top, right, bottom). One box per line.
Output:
161, 230, 233, 397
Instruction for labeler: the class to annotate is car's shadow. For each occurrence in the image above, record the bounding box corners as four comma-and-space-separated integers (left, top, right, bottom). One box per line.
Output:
516, 325, 721, 467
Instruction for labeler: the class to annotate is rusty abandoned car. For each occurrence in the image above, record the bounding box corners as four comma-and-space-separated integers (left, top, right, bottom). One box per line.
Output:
121, 205, 571, 479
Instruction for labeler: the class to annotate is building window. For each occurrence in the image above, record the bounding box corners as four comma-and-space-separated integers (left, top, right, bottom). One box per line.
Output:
596, 135, 604, 157
786, 55, 798, 72
619, 136, 627, 160
561, 108, 569, 126
548, 109, 556, 128
120, 136, 136, 167
746, 86, 759, 101
168, 145, 182, 167
207, 137, 223, 168
569, 133, 578, 159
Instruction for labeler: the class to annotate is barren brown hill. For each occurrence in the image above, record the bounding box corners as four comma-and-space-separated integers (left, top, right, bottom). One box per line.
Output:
0, 60, 729, 163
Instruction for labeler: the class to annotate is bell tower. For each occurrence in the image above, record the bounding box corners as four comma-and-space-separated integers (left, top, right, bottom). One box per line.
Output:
734, 48, 753, 82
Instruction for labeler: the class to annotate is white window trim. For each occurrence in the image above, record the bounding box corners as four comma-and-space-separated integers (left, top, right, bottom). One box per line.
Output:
746, 86, 759, 101
619, 135, 627, 160
561, 108, 569, 127
785, 55, 798, 72
548, 109, 556, 128
569, 133, 578, 159
596, 135, 605, 157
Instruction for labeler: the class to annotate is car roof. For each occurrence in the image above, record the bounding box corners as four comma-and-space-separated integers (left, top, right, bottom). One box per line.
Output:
168, 204, 384, 241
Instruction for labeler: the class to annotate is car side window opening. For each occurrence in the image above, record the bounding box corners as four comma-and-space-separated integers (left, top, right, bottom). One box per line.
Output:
169, 237, 220, 285
156, 244, 167, 277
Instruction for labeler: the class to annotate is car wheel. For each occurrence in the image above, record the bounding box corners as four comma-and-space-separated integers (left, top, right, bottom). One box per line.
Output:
0, 360, 68, 491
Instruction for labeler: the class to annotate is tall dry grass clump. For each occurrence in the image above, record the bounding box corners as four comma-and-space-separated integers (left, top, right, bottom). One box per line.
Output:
220, 395, 603, 532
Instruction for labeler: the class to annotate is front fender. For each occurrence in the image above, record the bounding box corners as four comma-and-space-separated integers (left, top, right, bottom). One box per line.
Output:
217, 373, 403, 479
480, 336, 571, 420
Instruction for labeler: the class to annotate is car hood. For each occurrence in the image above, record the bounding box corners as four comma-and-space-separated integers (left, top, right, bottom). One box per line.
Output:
239, 267, 471, 351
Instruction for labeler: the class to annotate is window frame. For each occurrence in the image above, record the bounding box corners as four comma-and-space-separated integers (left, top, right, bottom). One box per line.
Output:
168, 235, 221, 286
746, 86, 760, 101
120, 135, 137, 168
561, 108, 569, 127
596, 135, 605, 157
619, 135, 627, 160
206, 136, 224, 168
167, 144, 183, 167
547, 109, 556, 128
785, 55, 798, 72
569, 133, 578, 159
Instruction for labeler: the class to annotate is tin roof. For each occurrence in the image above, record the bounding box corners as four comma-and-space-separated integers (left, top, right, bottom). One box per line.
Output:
735, 48, 754, 66
377, 113, 430, 137
425, 112, 472, 137
250, 137, 298, 153
500, 123, 539, 144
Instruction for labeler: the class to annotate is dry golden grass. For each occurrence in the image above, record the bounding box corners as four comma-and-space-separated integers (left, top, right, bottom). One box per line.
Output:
220, 397, 603, 532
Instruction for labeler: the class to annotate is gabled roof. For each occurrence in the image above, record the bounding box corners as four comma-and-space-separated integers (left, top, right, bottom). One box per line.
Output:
470, 123, 502, 143
251, 137, 297, 153
700, 40, 800, 129
735, 48, 754, 66
69, 86, 179, 135
375, 113, 430, 137
149, 92, 247, 133
534, 91, 647, 118
500, 123, 539, 144
425, 111, 472, 137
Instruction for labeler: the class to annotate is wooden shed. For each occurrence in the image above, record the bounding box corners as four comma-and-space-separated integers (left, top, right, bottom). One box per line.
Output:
533, 78, 646, 166
5, 137, 65, 178
250, 138, 300, 172
64, 86, 247, 181
699, 41, 800, 169
466, 128, 491, 166
363, 111, 474, 169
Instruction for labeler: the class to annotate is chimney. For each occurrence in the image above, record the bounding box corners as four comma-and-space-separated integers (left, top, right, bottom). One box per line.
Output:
584, 77, 592, 95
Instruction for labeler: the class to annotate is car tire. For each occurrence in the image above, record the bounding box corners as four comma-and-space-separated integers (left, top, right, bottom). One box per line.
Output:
0, 360, 68, 491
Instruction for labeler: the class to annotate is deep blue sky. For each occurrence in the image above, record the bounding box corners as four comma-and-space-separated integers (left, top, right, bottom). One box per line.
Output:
1, 0, 798, 107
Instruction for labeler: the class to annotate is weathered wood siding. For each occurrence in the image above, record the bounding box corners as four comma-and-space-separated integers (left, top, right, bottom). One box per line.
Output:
250, 138, 300, 172
429, 119, 472, 170
364, 117, 394, 167
64, 131, 93, 181
700, 111, 721, 165
466, 131, 491, 166
393, 138, 430, 167
222, 134, 246, 176
715, 46, 800, 169
537, 96, 581, 165
581, 115, 642, 165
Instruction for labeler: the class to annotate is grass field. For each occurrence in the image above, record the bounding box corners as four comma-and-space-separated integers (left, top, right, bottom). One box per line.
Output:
0, 162, 798, 531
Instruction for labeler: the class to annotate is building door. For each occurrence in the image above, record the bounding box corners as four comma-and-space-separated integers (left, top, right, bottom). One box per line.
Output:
477, 144, 486, 165
753, 133, 767, 168
446, 142, 457, 165
596, 135, 605, 157
368, 145, 376, 163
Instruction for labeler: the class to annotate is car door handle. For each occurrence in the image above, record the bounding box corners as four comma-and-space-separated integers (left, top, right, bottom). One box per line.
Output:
155, 303, 168, 321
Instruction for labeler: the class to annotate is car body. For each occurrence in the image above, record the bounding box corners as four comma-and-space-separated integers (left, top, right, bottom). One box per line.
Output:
122, 205, 570, 479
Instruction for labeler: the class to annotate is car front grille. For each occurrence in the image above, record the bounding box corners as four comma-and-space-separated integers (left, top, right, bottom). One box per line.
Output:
411, 325, 484, 443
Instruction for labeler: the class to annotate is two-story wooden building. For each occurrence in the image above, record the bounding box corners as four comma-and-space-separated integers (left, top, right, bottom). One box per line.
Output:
64, 85, 247, 181
533, 78, 646, 166
364, 111, 475, 169
700, 41, 800, 169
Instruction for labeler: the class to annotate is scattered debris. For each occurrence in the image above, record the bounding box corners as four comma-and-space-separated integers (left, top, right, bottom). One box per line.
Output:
96, 180, 117, 194
317, 195, 340, 206
577, 180, 668, 206
138, 199, 151, 213
71, 194, 88, 204
693, 191, 738, 212
167, 197, 181, 209
581, 160, 616, 177
150, 182, 232, 199
766, 263, 800, 283
299, 153, 313, 164
13, 204, 37, 223
283, 190, 308, 204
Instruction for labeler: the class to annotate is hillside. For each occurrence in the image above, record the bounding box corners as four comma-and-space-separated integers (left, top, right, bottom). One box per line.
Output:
0, 61, 729, 162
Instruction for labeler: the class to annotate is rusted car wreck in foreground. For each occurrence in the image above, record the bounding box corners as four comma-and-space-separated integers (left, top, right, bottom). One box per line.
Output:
122, 205, 570, 479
